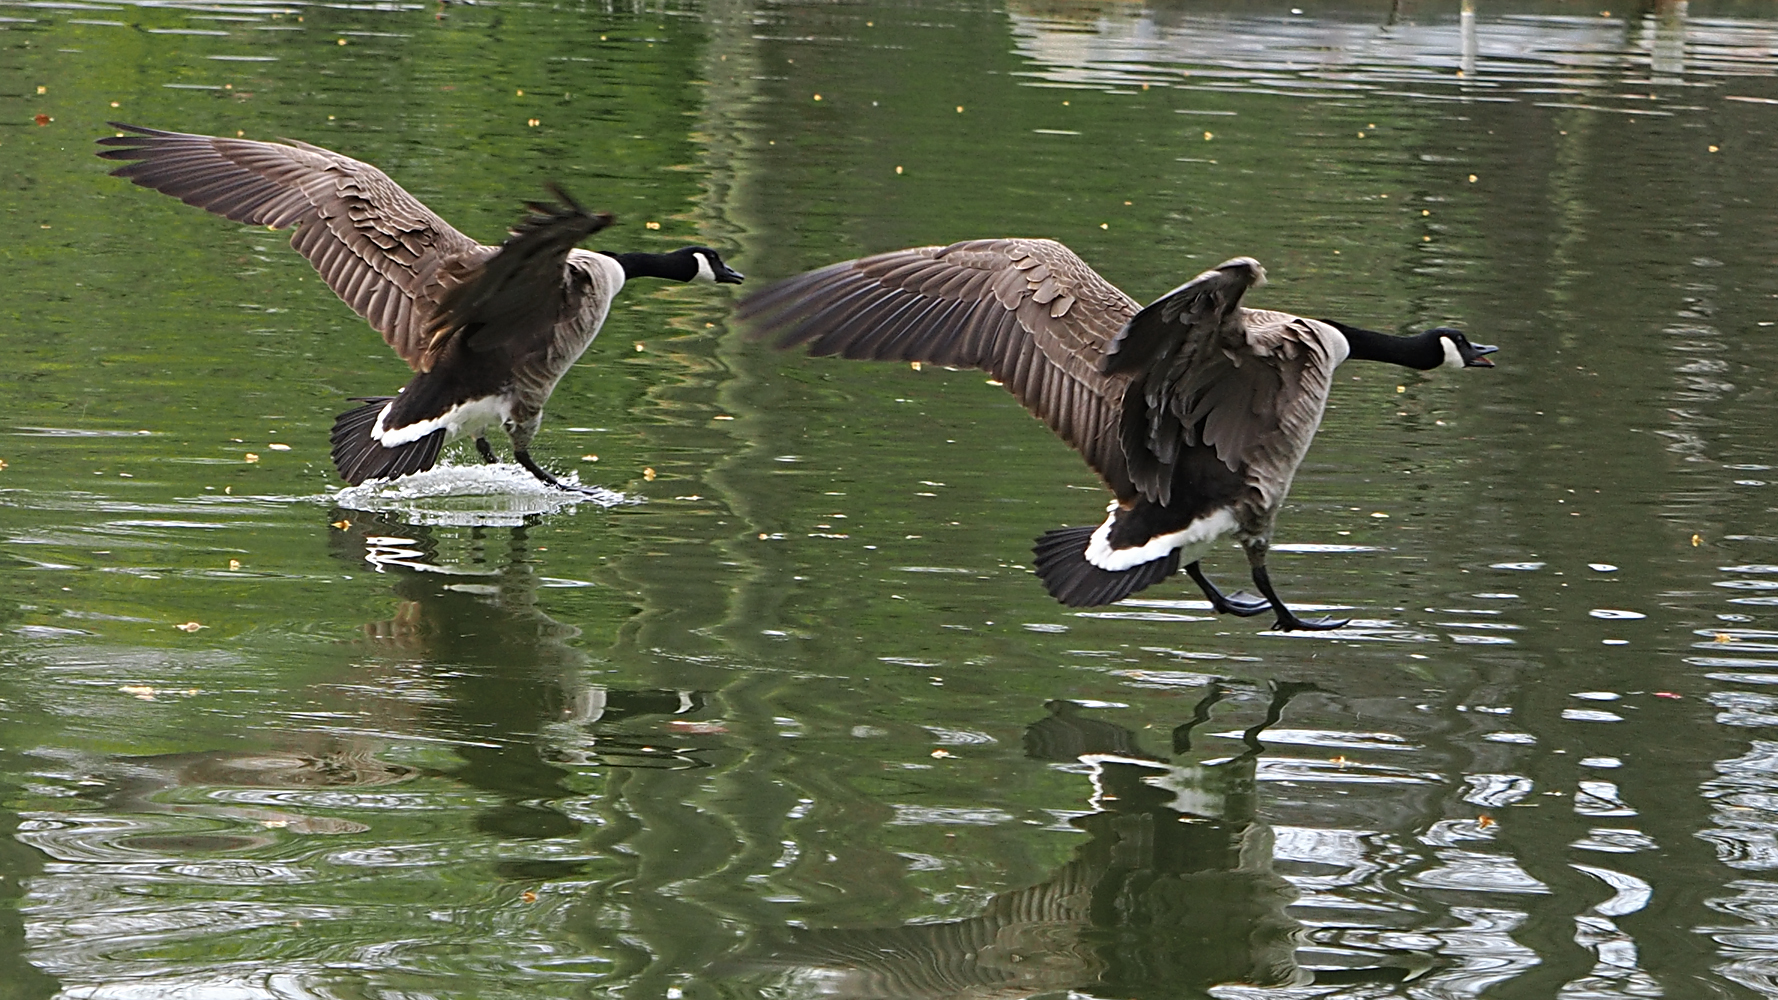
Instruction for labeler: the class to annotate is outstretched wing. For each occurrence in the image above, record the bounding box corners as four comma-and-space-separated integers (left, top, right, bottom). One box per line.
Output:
1105, 258, 1336, 509
422, 186, 614, 371
97, 123, 487, 371
738, 238, 1141, 494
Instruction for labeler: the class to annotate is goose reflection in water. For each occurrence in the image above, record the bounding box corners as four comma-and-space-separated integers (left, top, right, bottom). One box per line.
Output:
330, 511, 711, 842
739, 685, 1431, 998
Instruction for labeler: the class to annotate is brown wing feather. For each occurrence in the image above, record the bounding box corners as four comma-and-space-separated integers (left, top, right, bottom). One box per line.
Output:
1105, 257, 1271, 506
97, 123, 486, 372
422, 186, 613, 370
738, 239, 1140, 495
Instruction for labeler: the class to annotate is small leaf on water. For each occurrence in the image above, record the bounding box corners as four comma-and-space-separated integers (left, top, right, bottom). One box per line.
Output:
228, 559, 241, 571
643, 467, 656, 481
34, 114, 50, 126
1653, 691, 1681, 699
331, 520, 351, 530
175, 622, 206, 633
268, 443, 291, 451
244, 453, 260, 463
119, 685, 156, 700
1692, 533, 1703, 546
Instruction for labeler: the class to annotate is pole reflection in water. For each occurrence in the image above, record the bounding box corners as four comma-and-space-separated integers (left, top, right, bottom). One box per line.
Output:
736, 687, 1432, 998
1650, 0, 1687, 81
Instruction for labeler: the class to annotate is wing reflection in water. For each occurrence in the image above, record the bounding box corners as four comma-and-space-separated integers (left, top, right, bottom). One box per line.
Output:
736, 686, 1432, 998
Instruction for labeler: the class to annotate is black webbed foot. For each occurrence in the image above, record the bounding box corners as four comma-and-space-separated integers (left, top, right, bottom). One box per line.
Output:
1185, 562, 1272, 617
1270, 612, 1351, 632
515, 450, 603, 495
1249, 562, 1349, 632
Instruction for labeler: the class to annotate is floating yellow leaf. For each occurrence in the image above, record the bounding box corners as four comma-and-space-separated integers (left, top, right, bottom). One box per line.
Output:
581, 454, 599, 462
175, 621, 207, 632
119, 685, 156, 700
643, 467, 657, 481
244, 453, 260, 463
268, 443, 291, 451
331, 519, 351, 530
521, 890, 538, 903
910, 361, 922, 371
645, 221, 661, 230
931, 749, 954, 759
228, 559, 241, 571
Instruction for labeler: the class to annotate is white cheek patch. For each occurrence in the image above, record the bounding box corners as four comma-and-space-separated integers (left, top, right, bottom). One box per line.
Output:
693, 252, 717, 283
373, 395, 512, 447
1085, 507, 1240, 573
1440, 336, 1465, 369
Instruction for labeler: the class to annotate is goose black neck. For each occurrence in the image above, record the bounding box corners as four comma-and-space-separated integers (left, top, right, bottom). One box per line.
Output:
1331, 322, 1444, 371
602, 249, 697, 282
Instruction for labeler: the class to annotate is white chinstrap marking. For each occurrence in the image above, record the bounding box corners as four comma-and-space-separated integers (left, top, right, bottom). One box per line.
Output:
372, 395, 513, 447
1318, 319, 1352, 367
1440, 335, 1465, 369
693, 251, 717, 283
1085, 507, 1241, 573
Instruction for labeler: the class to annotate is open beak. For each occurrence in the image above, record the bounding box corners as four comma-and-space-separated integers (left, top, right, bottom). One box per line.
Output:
1466, 343, 1499, 368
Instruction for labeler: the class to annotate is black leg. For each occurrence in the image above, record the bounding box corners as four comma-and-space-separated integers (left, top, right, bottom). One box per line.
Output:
475, 437, 498, 464
1251, 563, 1349, 632
1185, 561, 1271, 617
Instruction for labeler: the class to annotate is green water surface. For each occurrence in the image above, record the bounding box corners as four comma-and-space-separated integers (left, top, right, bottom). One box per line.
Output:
5, 0, 1778, 996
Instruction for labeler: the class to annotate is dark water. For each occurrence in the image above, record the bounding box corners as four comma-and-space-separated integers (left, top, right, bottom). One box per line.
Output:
5, 0, 1778, 996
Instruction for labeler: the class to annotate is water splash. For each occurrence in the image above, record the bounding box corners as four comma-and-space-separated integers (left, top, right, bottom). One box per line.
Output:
323, 463, 636, 527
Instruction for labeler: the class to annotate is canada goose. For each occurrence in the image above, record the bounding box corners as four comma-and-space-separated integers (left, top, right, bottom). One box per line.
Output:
97, 123, 743, 490
739, 242, 1496, 630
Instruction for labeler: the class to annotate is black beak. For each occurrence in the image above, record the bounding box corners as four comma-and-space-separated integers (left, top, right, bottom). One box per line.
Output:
715, 263, 745, 285
1466, 343, 1498, 368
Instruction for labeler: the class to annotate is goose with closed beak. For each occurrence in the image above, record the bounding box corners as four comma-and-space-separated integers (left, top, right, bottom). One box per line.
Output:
98, 123, 743, 490
739, 242, 1495, 631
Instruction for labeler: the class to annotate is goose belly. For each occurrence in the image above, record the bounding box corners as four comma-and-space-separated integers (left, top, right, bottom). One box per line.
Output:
372, 395, 513, 447
1084, 504, 1241, 572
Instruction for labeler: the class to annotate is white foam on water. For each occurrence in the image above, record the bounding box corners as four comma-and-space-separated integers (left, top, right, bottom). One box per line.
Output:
323, 462, 637, 527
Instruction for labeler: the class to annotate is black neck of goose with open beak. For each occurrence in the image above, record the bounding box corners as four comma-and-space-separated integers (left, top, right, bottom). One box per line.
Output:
602, 248, 745, 284
1330, 322, 1497, 370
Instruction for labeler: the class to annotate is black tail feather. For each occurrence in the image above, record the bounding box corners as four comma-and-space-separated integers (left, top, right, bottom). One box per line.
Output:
1032, 525, 1180, 607
329, 397, 446, 486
